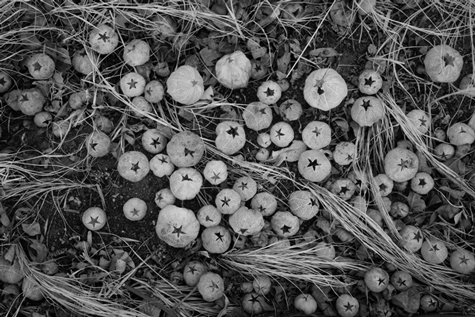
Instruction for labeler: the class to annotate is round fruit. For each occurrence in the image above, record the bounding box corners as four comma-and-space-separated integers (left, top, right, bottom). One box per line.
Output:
450, 249, 475, 274
420, 239, 448, 264
364, 267, 389, 293
336, 294, 359, 317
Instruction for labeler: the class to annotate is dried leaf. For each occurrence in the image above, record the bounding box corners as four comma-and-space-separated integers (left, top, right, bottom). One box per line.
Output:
269, 140, 307, 165
391, 287, 420, 313
200, 47, 222, 67
309, 47, 341, 58
468, 112, 475, 131
416, 150, 432, 174
443, 157, 466, 175
20, 33, 43, 50
52, 72, 65, 87
434, 204, 460, 220
428, 211, 438, 226
29, 239, 48, 263
178, 108, 195, 121
439, 186, 465, 199
277, 51, 291, 73
22, 222, 41, 236
138, 301, 162, 317
155, 123, 173, 139
0, 213, 10, 227
32, 80, 51, 97
217, 294, 230, 317
407, 192, 426, 212
47, 44, 72, 67
315, 217, 332, 234
201, 86, 214, 101
123, 129, 135, 146
332, 117, 349, 133
454, 211, 463, 225
288, 40, 302, 54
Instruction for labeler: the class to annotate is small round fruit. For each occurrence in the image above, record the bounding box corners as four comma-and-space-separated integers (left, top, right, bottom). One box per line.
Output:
253, 275, 272, 295
82, 207, 106, 231
144, 80, 165, 103
315, 242, 336, 260
123, 197, 147, 221
117, 151, 150, 182
86, 131, 111, 157
27, 53, 55, 79
242, 292, 265, 315
434, 143, 455, 161
120, 72, 146, 97
197, 272, 224, 302
298, 150, 332, 183
196, 205, 221, 227
420, 294, 438, 312
123, 39, 150, 67
201, 225, 231, 254
398, 225, 423, 252
89, 24, 119, 55
154, 188, 175, 209
407, 109, 430, 134
18, 88, 46, 116
336, 294, 359, 317
420, 239, 448, 264
131, 96, 152, 117
72, 49, 98, 75
257, 80, 282, 105
0, 71, 13, 93
364, 267, 389, 293
33, 111, 52, 128
94, 115, 114, 134
270, 122, 294, 147
294, 293, 318, 315
183, 261, 207, 287
358, 69, 382, 95
390, 271, 413, 291
410, 172, 434, 195
52, 120, 70, 138
450, 249, 475, 274
142, 129, 167, 154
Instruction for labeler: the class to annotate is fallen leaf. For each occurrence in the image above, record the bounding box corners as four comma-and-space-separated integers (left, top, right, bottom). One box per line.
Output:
277, 51, 291, 73
439, 186, 465, 199
138, 300, 162, 317
200, 47, 222, 66
443, 157, 466, 175
288, 39, 302, 54
315, 217, 332, 234
22, 222, 41, 236
123, 129, 135, 146
309, 47, 341, 58
268, 140, 307, 165
201, 86, 214, 101
29, 239, 48, 263
434, 204, 460, 220
332, 117, 349, 133
454, 211, 463, 224
391, 287, 420, 313
407, 192, 426, 212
